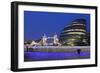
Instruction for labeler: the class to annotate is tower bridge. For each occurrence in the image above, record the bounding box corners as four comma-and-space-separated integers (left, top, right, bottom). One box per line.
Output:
29, 34, 61, 47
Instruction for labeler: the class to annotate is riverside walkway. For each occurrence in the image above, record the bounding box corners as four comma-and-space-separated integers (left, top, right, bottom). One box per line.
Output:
27, 46, 90, 52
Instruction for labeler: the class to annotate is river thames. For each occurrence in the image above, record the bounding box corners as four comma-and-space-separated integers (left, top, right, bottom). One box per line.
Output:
24, 46, 90, 61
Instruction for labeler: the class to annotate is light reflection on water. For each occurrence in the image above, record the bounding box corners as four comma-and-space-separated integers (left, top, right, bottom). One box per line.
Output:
24, 51, 90, 61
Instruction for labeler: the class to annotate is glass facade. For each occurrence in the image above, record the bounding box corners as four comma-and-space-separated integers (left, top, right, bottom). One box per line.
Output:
59, 19, 90, 46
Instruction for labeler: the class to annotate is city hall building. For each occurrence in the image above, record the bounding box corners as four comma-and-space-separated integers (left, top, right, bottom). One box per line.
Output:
59, 19, 90, 46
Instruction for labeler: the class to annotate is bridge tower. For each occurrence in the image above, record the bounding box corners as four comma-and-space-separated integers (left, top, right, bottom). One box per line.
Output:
42, 34, 48, 46
53, 34, 61, 46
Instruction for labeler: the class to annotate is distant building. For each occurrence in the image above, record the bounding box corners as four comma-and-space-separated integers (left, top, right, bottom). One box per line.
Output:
59, 19, 90, 46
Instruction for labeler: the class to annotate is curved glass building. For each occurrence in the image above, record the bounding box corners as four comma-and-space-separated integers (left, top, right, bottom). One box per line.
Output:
59, 19, 89, 46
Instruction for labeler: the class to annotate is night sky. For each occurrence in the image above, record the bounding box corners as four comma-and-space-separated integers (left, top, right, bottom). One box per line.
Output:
24, 11, 90, 41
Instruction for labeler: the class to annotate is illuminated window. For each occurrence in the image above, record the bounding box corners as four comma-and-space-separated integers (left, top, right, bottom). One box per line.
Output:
72, 23, 85, 26
67, 32, 85, 35
63, 29, 86, 33
67, 42, 75, 46
68, 39, 76, 41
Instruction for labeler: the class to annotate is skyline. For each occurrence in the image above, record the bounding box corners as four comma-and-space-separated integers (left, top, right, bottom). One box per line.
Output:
24, 11, 90, 41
